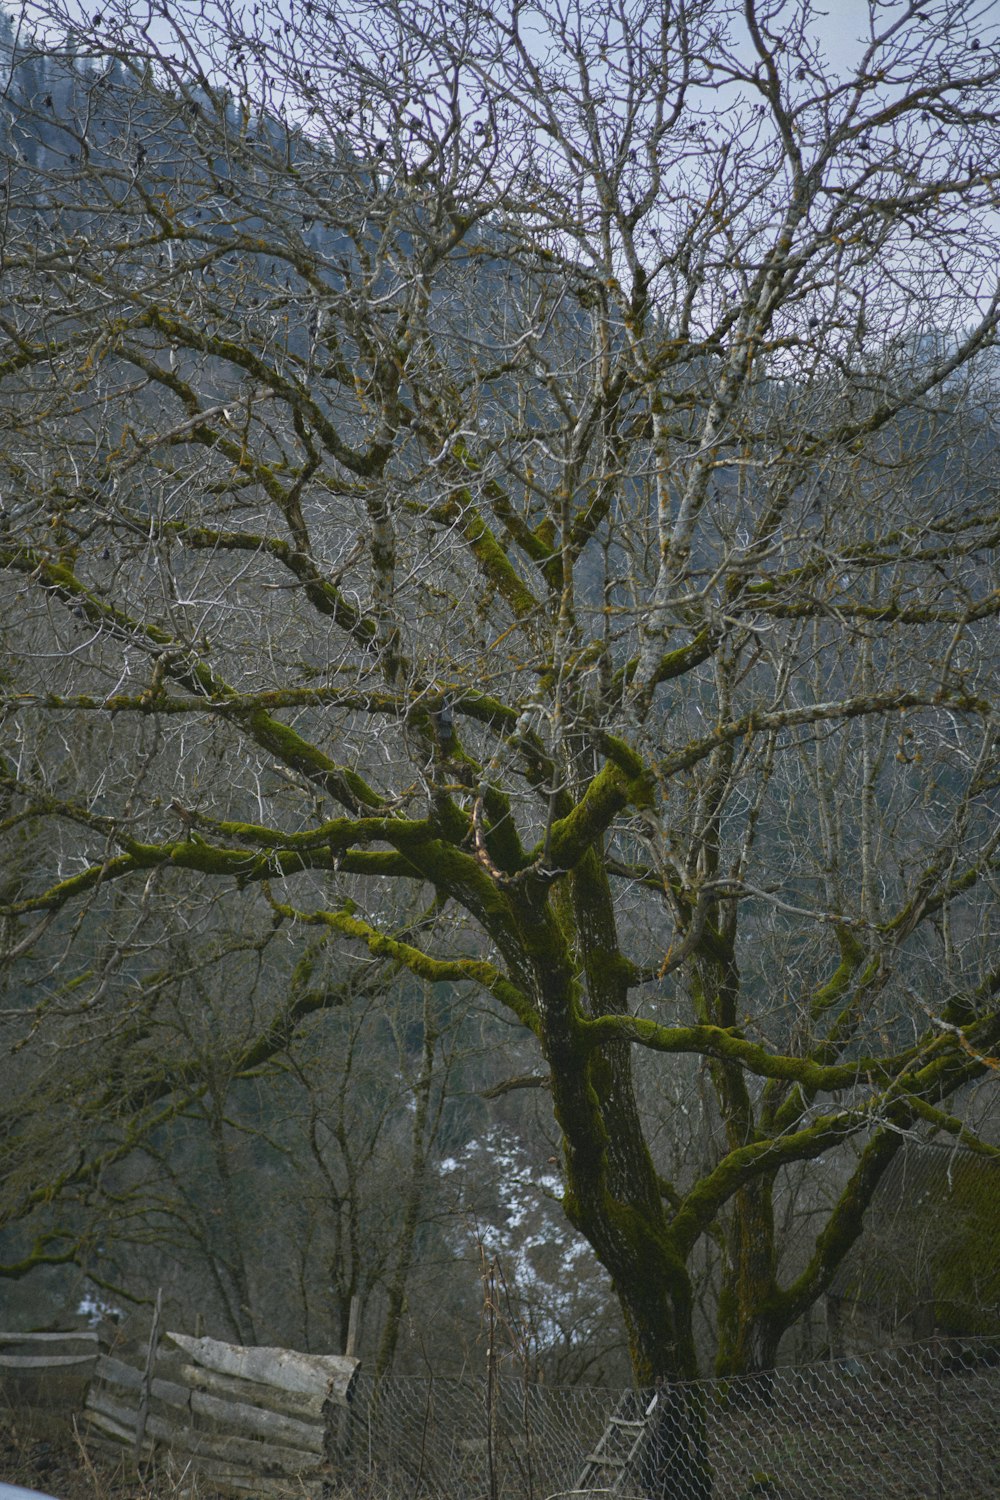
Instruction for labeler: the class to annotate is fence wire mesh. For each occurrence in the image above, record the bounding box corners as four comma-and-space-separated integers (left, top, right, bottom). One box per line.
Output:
339, 1337, 999, 1500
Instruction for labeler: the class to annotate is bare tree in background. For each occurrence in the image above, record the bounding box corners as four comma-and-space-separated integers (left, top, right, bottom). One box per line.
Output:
2, 0, 1000, 1390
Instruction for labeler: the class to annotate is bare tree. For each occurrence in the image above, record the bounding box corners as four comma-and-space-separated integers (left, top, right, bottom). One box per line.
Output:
0, 871, 472, 1360
2, 0, 1000, 1386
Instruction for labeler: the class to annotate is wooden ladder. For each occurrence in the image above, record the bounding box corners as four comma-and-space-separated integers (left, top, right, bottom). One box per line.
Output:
575, 1388, 661, 1494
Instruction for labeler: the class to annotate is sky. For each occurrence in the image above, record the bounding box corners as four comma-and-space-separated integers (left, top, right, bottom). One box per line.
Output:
14, 0, 997, 94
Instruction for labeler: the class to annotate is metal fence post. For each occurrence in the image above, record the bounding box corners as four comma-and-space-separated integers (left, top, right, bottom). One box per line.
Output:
933, 1332, 944, 1500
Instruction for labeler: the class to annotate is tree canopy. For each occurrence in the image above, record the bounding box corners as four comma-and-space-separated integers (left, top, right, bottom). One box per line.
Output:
2, 0, 999, 1384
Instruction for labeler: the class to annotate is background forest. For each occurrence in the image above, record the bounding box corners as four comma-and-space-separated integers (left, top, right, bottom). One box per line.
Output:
1, 0, 999, 1388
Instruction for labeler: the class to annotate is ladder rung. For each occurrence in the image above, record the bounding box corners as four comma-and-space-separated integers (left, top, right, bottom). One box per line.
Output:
609, 1418, 646, 1430
583, 1455, 629, 1468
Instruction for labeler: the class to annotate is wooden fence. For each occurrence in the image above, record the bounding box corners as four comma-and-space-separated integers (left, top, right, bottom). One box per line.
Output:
0, 1328, 100, 1412
83, 1329, 358, 1498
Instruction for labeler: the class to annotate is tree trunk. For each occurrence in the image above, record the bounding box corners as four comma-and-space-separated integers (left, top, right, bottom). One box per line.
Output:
716, 1176, 783, 1378
373, 993, 440, 1378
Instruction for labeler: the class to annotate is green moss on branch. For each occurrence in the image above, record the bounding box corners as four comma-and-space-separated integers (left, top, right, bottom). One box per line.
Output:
267, 895, 540, 1033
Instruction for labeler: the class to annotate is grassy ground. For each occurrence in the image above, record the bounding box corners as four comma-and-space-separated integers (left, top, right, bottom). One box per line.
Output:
0, 1406, 167, 1500
5, 1376, 999, 1500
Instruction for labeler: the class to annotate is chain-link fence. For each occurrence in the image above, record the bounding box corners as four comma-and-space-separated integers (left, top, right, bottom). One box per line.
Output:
338, 1337, 999, 1500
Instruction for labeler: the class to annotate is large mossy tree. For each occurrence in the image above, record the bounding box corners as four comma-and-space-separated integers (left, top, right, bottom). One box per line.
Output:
2, 0, 1000, 1382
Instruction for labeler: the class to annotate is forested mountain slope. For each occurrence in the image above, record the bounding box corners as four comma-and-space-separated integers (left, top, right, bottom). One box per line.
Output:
1, 0, 999, 1392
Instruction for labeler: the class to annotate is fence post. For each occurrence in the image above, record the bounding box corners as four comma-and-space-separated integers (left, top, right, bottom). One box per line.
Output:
346, 1295, 360, 1360
933, 1331, 944, 1500
483, 1254, 500, 1500
333, 1296, 361, 1461
643, 1378, 712, 1500
133, 1287, 162, 1470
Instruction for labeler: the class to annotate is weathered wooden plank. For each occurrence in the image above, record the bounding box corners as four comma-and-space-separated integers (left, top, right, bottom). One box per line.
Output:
172, 1455, 324, 1498
0, 1330, 99, 1345
173, 1360, 327, 1420
95, 1354, 191, 1414
143, 1410, 321, 1476
94, 1353, 144, 1392
83, 1416, 156, 1467
82, 1421, 138, 1455
83, 1409, 140, 1447
150, 1376, 198, 1414
86, 1387, 321, 1477
0, 1353, 97, 1369
96, 1352, 324, 1450
187, 1388, 323, 1454
86, 1386, 138, 1420
165, 1332, 357, 1405
172, 1452, 325, 1500
84, 1388, 140, 1441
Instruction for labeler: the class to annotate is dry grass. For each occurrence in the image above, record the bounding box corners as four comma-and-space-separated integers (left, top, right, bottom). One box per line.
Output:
0, 1404, 193, 1500
0, 1402, 345, 1500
